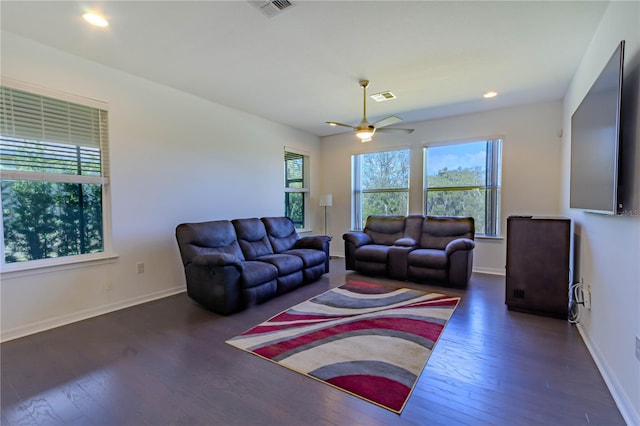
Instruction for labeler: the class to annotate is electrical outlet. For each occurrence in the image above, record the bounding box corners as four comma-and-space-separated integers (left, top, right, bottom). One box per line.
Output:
583, 281, 591, 310
635, 336, 640, 362
136, 262, 145, 274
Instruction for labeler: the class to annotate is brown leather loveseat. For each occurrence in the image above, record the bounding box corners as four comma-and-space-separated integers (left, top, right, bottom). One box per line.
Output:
343, 215, 475, 288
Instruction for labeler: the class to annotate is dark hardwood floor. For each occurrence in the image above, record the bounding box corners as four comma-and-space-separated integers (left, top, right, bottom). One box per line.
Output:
1, 259, 624, 425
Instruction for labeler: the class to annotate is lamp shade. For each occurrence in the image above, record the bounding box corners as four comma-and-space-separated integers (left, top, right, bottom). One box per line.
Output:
319, 194, 333, 207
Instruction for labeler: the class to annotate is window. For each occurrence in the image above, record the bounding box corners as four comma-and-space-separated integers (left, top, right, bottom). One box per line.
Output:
0, 85, 110, 265
352, 149, 410, 230
424, 139, 502, 236
284, 150, 308, 229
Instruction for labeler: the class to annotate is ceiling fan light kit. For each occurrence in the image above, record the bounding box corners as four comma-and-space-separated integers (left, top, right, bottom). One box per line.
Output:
356, 129, 374, 142
326, 79, 414, 143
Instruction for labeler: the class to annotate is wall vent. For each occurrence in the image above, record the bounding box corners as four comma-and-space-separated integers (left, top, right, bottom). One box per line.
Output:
513, 289, 525, 299
249, 0, 294, 18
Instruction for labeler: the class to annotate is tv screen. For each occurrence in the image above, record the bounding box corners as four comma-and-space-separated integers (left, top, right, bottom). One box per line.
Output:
570, 41, 625, 215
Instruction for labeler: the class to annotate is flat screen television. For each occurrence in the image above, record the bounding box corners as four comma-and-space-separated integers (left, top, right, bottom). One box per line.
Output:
570, 40, 625, 215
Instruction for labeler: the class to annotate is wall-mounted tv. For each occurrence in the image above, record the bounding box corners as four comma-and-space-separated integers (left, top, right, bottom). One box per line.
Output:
570, 40, 625, 215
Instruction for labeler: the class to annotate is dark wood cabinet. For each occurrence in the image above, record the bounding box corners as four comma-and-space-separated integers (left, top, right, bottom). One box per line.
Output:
505, 216, 572, 319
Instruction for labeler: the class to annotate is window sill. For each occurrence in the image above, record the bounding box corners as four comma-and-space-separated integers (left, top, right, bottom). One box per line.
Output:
476, 235, 504, 241
1, 252, 119, 280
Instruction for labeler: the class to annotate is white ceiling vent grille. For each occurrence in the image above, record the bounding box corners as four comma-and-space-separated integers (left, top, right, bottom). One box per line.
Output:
249, 0, 294, 18
370, 91, 397, 102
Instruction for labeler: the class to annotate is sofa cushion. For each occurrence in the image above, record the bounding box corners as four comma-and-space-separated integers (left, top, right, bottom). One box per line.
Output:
176, 220, 245, 265
408, 266, 447, 283
404, 214, 425, 242
192, 253, 241, 267
283, 248, 326, 268
262, 217, 299, 253
419, 216, 475, 249
233, 218, 274, 260
241, 260, 279, 289
301, 263, 326, 282
408, 248, 448, 269
256, 253, 304, 275
364, 215, 406, 245
244, 280, 278, 306
354, 244, 390, 263
275, 271, 305, 294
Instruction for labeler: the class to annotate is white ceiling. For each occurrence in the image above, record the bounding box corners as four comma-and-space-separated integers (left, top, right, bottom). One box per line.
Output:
1, 1, 609, 137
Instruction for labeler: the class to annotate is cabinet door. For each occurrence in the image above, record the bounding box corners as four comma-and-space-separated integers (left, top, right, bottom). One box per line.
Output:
506, 218, 570, 318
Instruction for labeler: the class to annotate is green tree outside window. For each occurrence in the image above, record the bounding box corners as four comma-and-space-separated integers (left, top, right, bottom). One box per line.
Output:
424, 140, 502, 236
352, 149, 410, 230
0, 86, 109, 264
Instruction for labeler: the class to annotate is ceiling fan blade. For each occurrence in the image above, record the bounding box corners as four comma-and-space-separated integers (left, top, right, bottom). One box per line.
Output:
376, 127, 415, 134
373, 115, 402, 128
326, 121, 356, 129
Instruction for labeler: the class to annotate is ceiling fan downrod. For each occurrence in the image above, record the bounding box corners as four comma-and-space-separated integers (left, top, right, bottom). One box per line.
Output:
358, 80, 371, 127
356, 80, 374, 141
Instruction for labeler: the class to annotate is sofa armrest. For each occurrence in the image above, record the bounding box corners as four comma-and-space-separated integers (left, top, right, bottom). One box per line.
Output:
447, 241, 475, 288
184, 260, 243, 315
393, 237, 416, 247
388, 245, 414, 280
192, 253, 242, 268
445, 238, 476, 255
343, 231, 371, 271
295, 235, 331, 273
343, 232, 372, 248
294, 235, 331, 251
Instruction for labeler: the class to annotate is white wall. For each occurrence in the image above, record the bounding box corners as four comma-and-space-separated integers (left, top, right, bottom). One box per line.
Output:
320, 100, 564, 274
561, 2, 640, 424
0, 32, 322, 341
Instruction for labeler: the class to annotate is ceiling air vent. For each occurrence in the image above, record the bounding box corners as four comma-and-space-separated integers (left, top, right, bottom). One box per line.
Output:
371, 91, 397, 102
249, 0, 294, 18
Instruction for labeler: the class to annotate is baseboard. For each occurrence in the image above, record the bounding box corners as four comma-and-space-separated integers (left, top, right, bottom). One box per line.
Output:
576, 323, 640, 426
1, 286, 186, 343
472, 267, 505, 276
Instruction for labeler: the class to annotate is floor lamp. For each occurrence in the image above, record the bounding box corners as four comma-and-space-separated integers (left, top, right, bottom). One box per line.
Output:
319, 194, 332, 235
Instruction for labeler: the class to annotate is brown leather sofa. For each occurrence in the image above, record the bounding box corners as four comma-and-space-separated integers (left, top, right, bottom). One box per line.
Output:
176, 216, 330, 315
343, 215, 475, 288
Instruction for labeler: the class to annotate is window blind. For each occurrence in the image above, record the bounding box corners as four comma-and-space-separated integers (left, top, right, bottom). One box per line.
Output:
284, 150, 306, 190
0, 86, 109, 181
284, 151, 304, 162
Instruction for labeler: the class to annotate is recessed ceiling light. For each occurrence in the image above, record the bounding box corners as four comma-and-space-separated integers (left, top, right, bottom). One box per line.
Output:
83, 13, 109, 27
483, 91, 498, 99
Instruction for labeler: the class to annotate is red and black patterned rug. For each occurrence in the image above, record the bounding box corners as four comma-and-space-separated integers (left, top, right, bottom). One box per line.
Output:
226, 280, 459, 413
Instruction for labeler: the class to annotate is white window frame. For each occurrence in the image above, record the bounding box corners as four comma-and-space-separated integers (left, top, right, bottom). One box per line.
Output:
351, 148, 411, 230
423, 138, 502, 237
0, 79, 115, 274
284, 147, 310, 231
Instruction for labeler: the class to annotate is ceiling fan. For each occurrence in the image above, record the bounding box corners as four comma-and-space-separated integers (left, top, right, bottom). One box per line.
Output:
326, 79, 415, 143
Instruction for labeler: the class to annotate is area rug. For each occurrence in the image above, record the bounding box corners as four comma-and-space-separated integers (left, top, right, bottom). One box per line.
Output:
226, 280, 459, 413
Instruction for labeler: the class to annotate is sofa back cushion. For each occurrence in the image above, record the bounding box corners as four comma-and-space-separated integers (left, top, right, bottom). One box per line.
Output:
364, 215, 406, 245
175, 220, 245, 265
404, 214, 425, 242
262, 217, 299, 253
419, 216, 475, 249
232, 218, 274, 260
